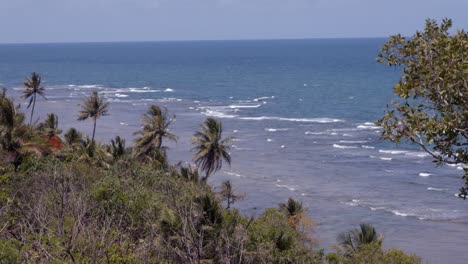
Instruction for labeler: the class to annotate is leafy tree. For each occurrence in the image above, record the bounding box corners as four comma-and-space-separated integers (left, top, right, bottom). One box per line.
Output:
192, 118, 233, 182
22, 72, 46, 125
337, 223, 382, 255
78, 91, 109, 143
0, 90, 45, 170
133, 105, 176, 160
376, 18, 468, 198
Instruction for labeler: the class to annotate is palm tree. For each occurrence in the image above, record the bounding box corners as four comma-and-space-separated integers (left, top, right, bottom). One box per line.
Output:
78, 91, 109, 143
337, 223, 382, 254
23, 72, 46, 125
133, 105, 177, 160
218, 180, 243, 209
64, 127, 83, 146
279, 198, 306, 229
39, 113, 62, 138
192, 118, 233, 182
109, 136, 126, 160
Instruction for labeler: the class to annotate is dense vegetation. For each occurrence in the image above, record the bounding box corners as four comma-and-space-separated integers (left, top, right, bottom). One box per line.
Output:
0, 81, 422, 263
376, 19, 467, 198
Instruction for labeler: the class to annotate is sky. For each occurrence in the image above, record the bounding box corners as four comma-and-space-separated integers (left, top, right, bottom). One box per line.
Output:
0, 0, 467, 43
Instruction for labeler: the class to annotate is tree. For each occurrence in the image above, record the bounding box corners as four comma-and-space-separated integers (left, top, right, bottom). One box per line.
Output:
192, 118, 233, 182
218, 180, 243, 209
78, 91, 109, 143
109, 136, 126, 160
64, 127, 83, 146
337, 223, 382, 255
133, 105, 176, 160
0, 90, 44, 170
376, 18, 468, 198
39, 113, 62, 138
279, 197, 306, 229
23, 72, 46, 126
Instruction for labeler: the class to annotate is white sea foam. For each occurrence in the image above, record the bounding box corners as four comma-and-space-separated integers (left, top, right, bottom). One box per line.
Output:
115, 93, 129, 98
127, 88, 161, 93
281, 145, 286, 148
379, 157, 393, 161
379, 150, 407, 154
265, 128, 289, 132
275, 184, 296, 191
305, 131, 325, 135
253, 96, 275, 102
333, 144, 358, 149
339, 140, 368, 144
78, 84, 101, 89
164, 88, 174, 92
201, 109, 237, 119
120, 122, 128, 126
419, 173, 433, 177
225, 171, 243, 177
391, 210, 408, 217
239, 116, 343, 123
362, 145, 375, 149
267, 138, 273, 142
357, 123, 381, 130
228, 104, 261, 109
427, 187, 447, 191
378, 149, 429, 158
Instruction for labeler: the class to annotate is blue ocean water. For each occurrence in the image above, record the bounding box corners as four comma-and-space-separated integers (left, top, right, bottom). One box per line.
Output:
0, 39, 466, 263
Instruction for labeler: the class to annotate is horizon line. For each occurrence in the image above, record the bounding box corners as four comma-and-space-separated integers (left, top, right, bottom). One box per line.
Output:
0, 36, 395, 45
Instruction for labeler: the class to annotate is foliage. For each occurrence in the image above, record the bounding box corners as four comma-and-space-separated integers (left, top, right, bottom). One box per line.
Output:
337, 223, 382, 255
192, 117, 233, 181
78, 91, 109, 143
376, 18, 468, 198
335, 243, 422, 264
0, 89, 422, 263
133, 105, 176, 162
22, 72, 46, 125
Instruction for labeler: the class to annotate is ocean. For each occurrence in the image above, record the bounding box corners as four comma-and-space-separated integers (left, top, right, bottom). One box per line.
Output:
1, 39, 466, 263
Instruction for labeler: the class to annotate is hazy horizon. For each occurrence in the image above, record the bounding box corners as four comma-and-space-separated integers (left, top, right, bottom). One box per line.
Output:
1, 0, 467, 44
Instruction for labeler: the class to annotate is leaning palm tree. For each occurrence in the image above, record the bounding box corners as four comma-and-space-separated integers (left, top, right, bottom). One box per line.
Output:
23, 72, 46, 125
192, 118, 233, 182
337, 223, 382, 254
133, 105, 177, 160
78, 91, 109, 143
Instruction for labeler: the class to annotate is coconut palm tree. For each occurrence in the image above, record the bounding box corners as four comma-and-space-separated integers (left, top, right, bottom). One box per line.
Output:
78, 91, 109, 143
218, 180, 243, 209
39, 113, 62, 138
109, 135, 126, 160
192, 118, 233, 182
279, 198, 306, 229
23, 72, 46, 125
337, 223, 382, 254
133, 105, 176, 160
64, 127, 83, 146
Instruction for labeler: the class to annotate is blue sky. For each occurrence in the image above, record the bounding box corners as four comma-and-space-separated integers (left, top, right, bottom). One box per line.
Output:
0, 0, 466, 43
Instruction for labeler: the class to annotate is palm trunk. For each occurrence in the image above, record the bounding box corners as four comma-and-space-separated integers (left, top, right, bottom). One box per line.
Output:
156, 134, 162, 149
29, 93, 36, 126
92, 118, 97, 143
